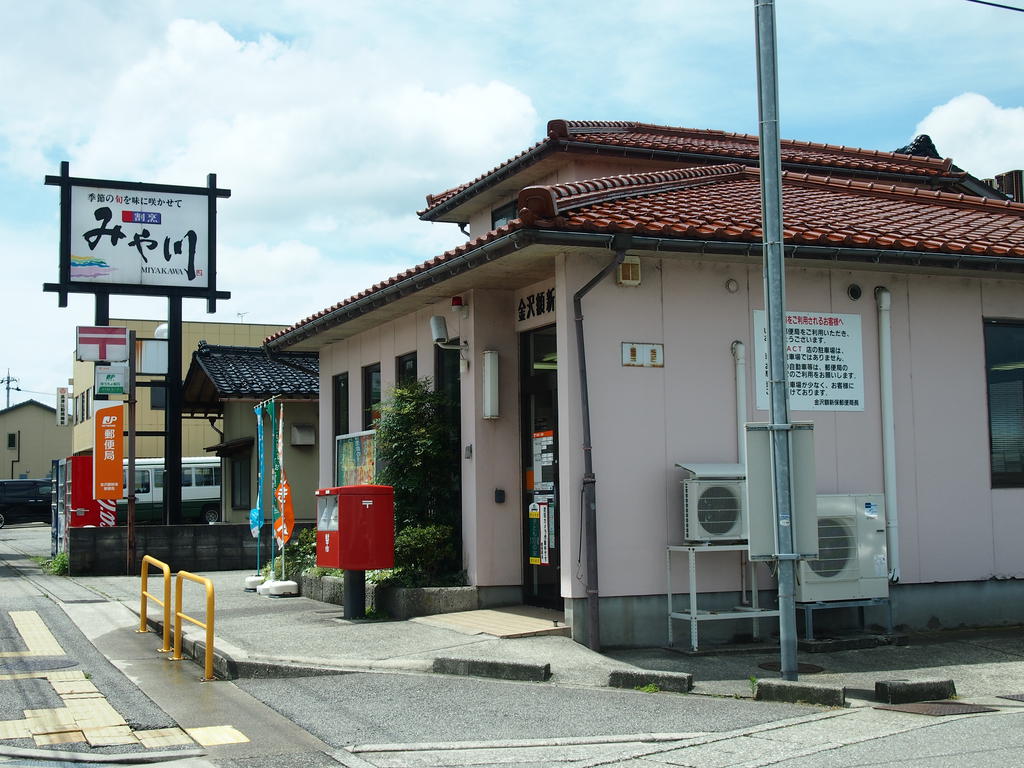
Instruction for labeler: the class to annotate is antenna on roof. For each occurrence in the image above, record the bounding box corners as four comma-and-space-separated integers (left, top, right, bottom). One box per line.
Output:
237, 312, 249, 323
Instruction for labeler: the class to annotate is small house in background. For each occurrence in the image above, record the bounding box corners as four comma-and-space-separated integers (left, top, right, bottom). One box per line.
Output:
182, 343, 319, 526
0, 399, 70, 479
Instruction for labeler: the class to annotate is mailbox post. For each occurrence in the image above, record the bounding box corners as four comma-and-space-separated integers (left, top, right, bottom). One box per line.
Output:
315, 485, 394, 618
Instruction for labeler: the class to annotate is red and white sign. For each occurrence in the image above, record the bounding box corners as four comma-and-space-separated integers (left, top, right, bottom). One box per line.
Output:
77, 326, 129, 362
274, 471, 295, 549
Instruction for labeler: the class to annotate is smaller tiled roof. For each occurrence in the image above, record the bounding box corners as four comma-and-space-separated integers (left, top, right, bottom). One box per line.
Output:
894, 134, 942, 160
419, 119, 961, 219
187, 344, 318, 400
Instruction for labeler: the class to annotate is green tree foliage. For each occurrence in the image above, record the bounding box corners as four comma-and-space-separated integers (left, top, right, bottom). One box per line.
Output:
375, 377, 462, 583
375, 377, 459, 532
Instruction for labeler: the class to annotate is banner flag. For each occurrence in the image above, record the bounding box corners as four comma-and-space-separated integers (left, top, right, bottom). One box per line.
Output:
251, 404, 265, 538
273, 470, 294, 548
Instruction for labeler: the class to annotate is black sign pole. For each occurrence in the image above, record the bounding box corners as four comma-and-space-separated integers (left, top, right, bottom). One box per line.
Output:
165, 297, 183, 526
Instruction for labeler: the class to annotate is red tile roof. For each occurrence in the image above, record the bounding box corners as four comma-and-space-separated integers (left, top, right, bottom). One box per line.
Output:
419, 119, 961, 219
517, 164, 1024, 255
269, 164, 1024, 348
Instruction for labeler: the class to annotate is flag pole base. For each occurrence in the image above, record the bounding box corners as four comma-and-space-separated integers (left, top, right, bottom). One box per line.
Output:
257, 579, 299, 597
244, 575, 265, 592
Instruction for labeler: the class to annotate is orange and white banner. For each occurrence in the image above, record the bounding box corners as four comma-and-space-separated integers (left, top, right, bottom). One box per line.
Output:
273, 469, 294, 548
93, 403, 124, 500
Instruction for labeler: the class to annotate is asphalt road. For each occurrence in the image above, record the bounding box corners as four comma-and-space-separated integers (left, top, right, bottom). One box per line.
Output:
235, 671, 813, 748
6, 523, 1024, 768
0, 523, 183, 757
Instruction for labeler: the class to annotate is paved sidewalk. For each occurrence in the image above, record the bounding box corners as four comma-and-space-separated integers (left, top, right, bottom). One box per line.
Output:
40, 566, 1024, 706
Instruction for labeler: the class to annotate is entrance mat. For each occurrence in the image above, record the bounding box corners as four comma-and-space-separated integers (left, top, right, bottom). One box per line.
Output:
998, 694, 1024, 702
875, 701, 998, 716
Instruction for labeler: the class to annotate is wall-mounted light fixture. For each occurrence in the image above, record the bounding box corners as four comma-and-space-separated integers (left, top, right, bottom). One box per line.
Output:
725, 278, 740, 294
451, 296, 469, 318
430, 315, 469, 371
482, 350, 499, 419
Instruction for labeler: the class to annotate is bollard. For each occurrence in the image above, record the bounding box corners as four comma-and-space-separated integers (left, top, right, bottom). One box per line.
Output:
138, 555, 171, 652
171, 570, 216, 681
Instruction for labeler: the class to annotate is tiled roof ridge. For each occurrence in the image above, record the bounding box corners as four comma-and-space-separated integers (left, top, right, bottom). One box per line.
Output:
198, 343, 315, 358
420, 119, 961, 219
555, 119, 955, 172
419, 137, 550, 214
782, 170, 1024, 213
519, 164, 749, 221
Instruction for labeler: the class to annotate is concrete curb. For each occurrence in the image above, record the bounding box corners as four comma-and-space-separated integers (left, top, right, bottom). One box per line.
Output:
607, 669, 694, 693
0, 744, 206, 763
875, 679, 957, 704
432, 656, 551, 682
755, 679, 846, 707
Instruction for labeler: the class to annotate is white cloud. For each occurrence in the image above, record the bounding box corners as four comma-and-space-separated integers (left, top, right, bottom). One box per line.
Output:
915, 93, 1024, 179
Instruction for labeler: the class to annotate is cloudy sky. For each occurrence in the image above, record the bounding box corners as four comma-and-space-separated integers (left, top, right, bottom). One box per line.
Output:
2, 0, 1022, 408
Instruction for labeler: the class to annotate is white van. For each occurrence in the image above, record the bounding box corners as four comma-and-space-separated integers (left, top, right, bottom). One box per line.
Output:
119, 457, 222, 524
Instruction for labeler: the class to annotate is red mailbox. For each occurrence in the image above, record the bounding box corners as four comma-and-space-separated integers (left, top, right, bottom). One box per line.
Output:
315, 485, 394, 570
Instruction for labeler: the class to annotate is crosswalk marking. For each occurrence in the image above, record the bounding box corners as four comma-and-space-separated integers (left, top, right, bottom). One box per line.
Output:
0, 611, 247, 749
0, 611, 64, 657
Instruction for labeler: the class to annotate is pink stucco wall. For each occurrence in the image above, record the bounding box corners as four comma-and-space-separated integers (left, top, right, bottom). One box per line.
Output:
555, 251, 1024, 599
314, 249, 1024, 600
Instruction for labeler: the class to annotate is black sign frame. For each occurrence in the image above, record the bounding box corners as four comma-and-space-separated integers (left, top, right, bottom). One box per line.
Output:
43, 161, 231, 312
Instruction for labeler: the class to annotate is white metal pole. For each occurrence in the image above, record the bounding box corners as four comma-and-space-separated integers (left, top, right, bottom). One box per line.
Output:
755, 0, 799, 681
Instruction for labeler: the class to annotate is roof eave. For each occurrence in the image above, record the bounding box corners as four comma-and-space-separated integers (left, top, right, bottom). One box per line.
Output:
268, 227, 1024, 352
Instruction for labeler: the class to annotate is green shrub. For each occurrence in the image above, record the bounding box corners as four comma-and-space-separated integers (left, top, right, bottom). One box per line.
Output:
367, 525, 464, 588
43, 552, 69, 576
262, 527, 318, 582
375, 378, 460, 532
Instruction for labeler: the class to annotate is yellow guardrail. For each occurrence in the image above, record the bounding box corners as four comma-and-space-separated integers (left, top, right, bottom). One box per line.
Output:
137, 555, 171, 653
172, 570, 216, 681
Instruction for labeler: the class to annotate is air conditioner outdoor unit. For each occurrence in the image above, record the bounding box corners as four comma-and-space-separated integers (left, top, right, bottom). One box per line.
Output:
796, 494, 889, 603
677, 463, 746, 543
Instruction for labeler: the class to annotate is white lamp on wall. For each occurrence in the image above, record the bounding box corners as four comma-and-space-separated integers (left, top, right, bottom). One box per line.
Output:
482, 350, 499, 419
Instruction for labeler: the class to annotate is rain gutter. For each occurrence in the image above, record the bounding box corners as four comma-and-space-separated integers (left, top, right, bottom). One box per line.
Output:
268, 228, 1024, 352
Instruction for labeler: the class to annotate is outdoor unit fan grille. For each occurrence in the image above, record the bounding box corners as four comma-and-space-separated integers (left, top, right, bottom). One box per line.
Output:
807, 517, 855, 578
684, 481, 744, 541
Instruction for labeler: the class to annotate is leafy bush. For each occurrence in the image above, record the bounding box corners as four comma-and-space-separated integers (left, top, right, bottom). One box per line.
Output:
43, 552, 69, 576
262, 527, 318, 582
394, 524, 458, 583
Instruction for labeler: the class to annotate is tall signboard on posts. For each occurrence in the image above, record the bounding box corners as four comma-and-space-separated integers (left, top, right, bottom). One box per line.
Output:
46, 163, 231, 529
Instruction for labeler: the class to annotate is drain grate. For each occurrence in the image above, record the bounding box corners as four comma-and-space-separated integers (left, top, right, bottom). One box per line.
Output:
757, 661, 824, 674
876, 700, 998, 716
998, 694, 1024, 702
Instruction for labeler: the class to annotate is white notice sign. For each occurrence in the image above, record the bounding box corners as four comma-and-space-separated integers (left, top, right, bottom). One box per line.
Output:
754, 310, 864, 411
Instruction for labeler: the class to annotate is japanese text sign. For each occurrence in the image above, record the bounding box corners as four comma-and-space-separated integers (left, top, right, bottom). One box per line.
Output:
69, 185, 209, 289
93, 403, 124, 500
753, 310, 865, 412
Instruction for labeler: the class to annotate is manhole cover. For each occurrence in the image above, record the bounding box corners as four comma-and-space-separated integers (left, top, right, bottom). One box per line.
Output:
999, 694, 1024, 702
757, 661, 824, 674
876, 701, 998, 716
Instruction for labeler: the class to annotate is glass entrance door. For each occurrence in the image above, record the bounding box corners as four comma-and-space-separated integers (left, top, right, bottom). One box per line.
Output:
521, 325, 560, 607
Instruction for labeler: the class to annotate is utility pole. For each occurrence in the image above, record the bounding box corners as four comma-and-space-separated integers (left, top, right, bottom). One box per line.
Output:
2, 370, 18, 408
755, 0, 800, 681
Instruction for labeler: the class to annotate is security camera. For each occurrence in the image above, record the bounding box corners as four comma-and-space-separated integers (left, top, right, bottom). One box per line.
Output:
430, 315, 449, 344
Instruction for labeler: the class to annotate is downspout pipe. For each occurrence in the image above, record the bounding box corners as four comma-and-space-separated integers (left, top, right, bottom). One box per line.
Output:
875, 287, 901, 582
732, 341, 747, 467
575, 233, 631, 652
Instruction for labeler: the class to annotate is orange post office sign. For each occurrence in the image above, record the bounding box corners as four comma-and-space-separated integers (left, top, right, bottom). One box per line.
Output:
94, 403, 124, 500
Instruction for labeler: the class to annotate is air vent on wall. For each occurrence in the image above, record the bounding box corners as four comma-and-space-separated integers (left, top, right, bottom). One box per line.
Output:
616, 255, 641, 287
